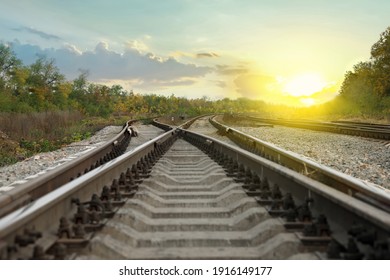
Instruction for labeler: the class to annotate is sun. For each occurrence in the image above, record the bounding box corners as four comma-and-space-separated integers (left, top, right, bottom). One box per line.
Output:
283, 73, 327, 97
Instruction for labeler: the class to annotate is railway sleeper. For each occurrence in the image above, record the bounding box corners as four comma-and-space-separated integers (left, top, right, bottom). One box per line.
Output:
1, 141, 170, 260
184, 131, 390, 260
1, 130, 389, 259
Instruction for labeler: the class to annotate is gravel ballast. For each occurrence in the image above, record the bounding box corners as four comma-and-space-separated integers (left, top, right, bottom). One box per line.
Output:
185, 116, 390, 190
229, 125, 390, 190
1, 120, 389, 193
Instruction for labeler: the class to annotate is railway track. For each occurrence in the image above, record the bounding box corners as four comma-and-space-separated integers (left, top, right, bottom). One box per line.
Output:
210, 116, 390, 209
234, 115, 390, 140
0, 118, 389, 259
0, 120, 136, 219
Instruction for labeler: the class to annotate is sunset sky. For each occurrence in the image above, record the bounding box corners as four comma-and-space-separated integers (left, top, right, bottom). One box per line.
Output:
1, 0, 389, 106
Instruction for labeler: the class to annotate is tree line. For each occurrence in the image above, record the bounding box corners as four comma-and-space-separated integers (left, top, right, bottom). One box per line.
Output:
1, 26, 390, 120
336, 26, 390, 117
0, 45, 267, 118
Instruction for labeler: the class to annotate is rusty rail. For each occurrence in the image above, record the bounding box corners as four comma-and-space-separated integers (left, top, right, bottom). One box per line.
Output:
235, 115, 390, 140
0, 118, 388, 260
180, 128, 390, 259
0, 120, 134, 218
0, 129, 177, 259
209, 115, 390, 213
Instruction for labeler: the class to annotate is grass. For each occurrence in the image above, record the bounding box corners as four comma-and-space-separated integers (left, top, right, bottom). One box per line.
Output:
0, 111, 133, 167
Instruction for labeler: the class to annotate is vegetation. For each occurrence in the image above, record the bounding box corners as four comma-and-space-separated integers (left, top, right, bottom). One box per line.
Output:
0, 111, 129, 166
324, 27, 390, 120
1, 26, 390, 165
257, 26, 390, 121
0, 44, 268, 165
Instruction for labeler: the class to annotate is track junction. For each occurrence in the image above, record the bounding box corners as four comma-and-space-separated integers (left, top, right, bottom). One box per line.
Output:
0, 116, 389, 259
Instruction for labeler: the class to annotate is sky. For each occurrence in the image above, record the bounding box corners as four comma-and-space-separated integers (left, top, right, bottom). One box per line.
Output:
1, 0, 389, 106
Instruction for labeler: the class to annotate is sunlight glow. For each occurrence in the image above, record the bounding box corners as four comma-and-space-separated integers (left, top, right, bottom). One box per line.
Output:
300, 98, 316, 106
283, 73, 327, 97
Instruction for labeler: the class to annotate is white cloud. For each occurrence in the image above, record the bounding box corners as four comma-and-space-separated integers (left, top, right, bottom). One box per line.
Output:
125, 40, 149, 52
64, 43, 82, 55
10, 41, 212, 86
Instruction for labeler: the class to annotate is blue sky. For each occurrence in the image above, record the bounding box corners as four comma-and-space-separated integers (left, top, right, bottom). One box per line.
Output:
1, 0, 389, 105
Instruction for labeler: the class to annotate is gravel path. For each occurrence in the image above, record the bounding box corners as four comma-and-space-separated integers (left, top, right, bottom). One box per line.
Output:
229, 125, 390, 189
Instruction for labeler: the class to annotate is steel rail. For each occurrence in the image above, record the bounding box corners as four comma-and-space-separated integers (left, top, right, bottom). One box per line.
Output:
0, 129, 176, 257
180, 129, 390, 257
238, 115, 390, 140
209, 115, 390, 213
0, 122, 388, 259
0, 120, 134, 218
152, 114, 212, 131
331, 120, 390, 130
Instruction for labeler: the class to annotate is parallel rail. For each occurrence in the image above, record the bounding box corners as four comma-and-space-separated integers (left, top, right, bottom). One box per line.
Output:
0, 119, 388, 259
0, 120, 134, 218
0, 115, 202, 219
209, 115, 390, 213
0, 129, 176, 259
235, 115, 390, 140
181, 129, 390, 258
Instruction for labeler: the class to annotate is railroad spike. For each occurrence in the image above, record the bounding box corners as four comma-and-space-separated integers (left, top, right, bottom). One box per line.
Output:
297, 198, 313, 222
234, 164, 246, 183
57, 217, 73, 239
242, 168, 253, 187
73, 224, 86, 239
271, 184, 282, 200
89, 209, 101, 224
303, 214, 331, 237
282, 193, 295, 210
89, 194, 105, 212
283, 208, 298, 222
74, 204, 90, 224
100, 185, 112, 201
110, 179, 120, 193
248, 174, 262, 192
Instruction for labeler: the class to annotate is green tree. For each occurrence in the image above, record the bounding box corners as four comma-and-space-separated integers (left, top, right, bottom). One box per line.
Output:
0, 44, 21, 86
25, 56, 65, 110
370, 27, 390, 96
338, 26, 390, 116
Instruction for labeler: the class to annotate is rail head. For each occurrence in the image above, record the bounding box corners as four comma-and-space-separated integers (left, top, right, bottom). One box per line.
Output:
209, 115, 390, 212
0, 129, 177, 244
152, 115, 212, 130
152, 118, 174, 131
1, 125, 388, 260
241, 115, 390, 139
0, 120, 134, 218
179, 128, 390, 240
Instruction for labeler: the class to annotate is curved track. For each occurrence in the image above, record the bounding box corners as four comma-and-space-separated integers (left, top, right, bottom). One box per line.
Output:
0, 121, 164, 218
235, 115, 390, 140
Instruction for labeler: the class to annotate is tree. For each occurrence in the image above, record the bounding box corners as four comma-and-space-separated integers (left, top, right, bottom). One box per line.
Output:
25, 56, 65, 110
370, 27, 390, 96
337, 26, 390, 116
0, 44, 21, 84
